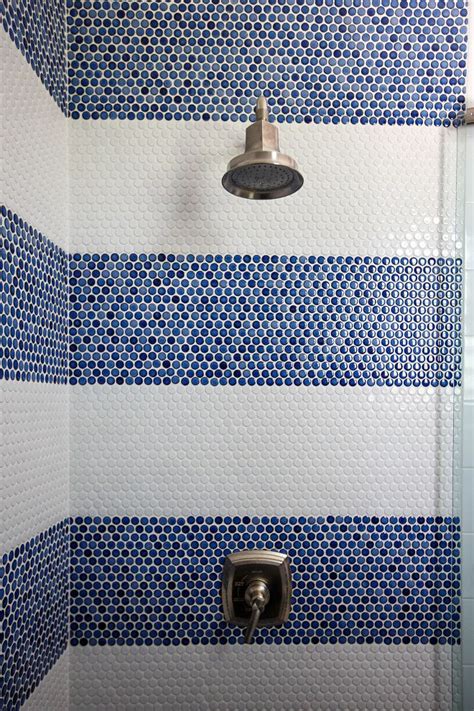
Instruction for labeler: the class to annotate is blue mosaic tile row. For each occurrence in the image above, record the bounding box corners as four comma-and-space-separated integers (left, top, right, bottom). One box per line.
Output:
1, 521, 69, 711
1, 0, 66, 113
66, 0, 467, 125
0, 208, 463, 387
70, 515, 461, 646
0, 207, 68, 384
69, 253, 462, 387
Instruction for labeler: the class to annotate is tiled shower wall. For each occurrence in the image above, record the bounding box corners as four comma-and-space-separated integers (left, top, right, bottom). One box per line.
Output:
66, 122, 463, 711
1, 1, 471, 709
66, 2, 466, 703
1, 18, 70, 711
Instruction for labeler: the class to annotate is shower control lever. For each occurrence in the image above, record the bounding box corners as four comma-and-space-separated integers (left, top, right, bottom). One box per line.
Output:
243, 578, 270, 644
222, 550, 291, 644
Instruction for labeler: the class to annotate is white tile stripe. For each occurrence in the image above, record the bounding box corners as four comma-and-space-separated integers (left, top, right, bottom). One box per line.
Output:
1, 33, 68, 251
69, 645, 453, 711
1, 380, 69, 553
68, 120, 458, 258
70, 384, 455, 517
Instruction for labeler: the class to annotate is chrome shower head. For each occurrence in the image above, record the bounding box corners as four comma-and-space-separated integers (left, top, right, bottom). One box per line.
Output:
222, 96, 304, 200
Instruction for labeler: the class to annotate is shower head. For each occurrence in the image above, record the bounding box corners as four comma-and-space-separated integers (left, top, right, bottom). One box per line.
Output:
222, 96, 304, 200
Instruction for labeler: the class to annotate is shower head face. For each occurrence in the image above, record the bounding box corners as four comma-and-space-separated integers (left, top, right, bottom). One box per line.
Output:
232, 164, 294, 192
222, 96, 304, 200
222, 152, 304, 200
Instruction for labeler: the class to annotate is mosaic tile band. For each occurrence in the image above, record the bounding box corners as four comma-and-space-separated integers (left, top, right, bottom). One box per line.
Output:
1, 520, 69, 711
70, 515, 461, 647
65, 0, 467, 125
1, 0, 66, 113
69, 253, 462, 387
1, 207, 68, 384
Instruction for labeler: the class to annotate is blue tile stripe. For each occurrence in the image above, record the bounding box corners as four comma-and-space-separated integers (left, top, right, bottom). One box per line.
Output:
0, 207, 68, 384
65, 0, 467, 125
70, 515, 461, 647
0, 208, 463, 388
2, 0, 468, 124
1, 521, 69, 711
1, 0, 67, 113
69, 253, 462, 387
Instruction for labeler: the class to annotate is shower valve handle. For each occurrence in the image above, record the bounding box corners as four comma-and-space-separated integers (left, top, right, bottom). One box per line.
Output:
243, 579, 270, 644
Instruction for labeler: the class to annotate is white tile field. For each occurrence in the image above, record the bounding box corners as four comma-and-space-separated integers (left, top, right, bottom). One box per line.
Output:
1, 32, 68, 250
1, 381, 69, 552
68, 120, 458, 258
70, 385, 455, 517
69, 645, 453, 711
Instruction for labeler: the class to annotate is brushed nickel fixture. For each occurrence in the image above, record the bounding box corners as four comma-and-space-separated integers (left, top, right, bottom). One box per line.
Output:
222, 550, 291, 644
464, 106, 474, 124
222, 96, 304, 200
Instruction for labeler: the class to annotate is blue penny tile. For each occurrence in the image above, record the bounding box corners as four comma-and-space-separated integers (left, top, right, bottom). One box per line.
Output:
68, 253, 463, 387
2, 0, 467, 124
0, 207, 68, 384
65, 0, 468, 125
2, 0, 67, 113
1, 521, 69, 710
69, 515, 461, 647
